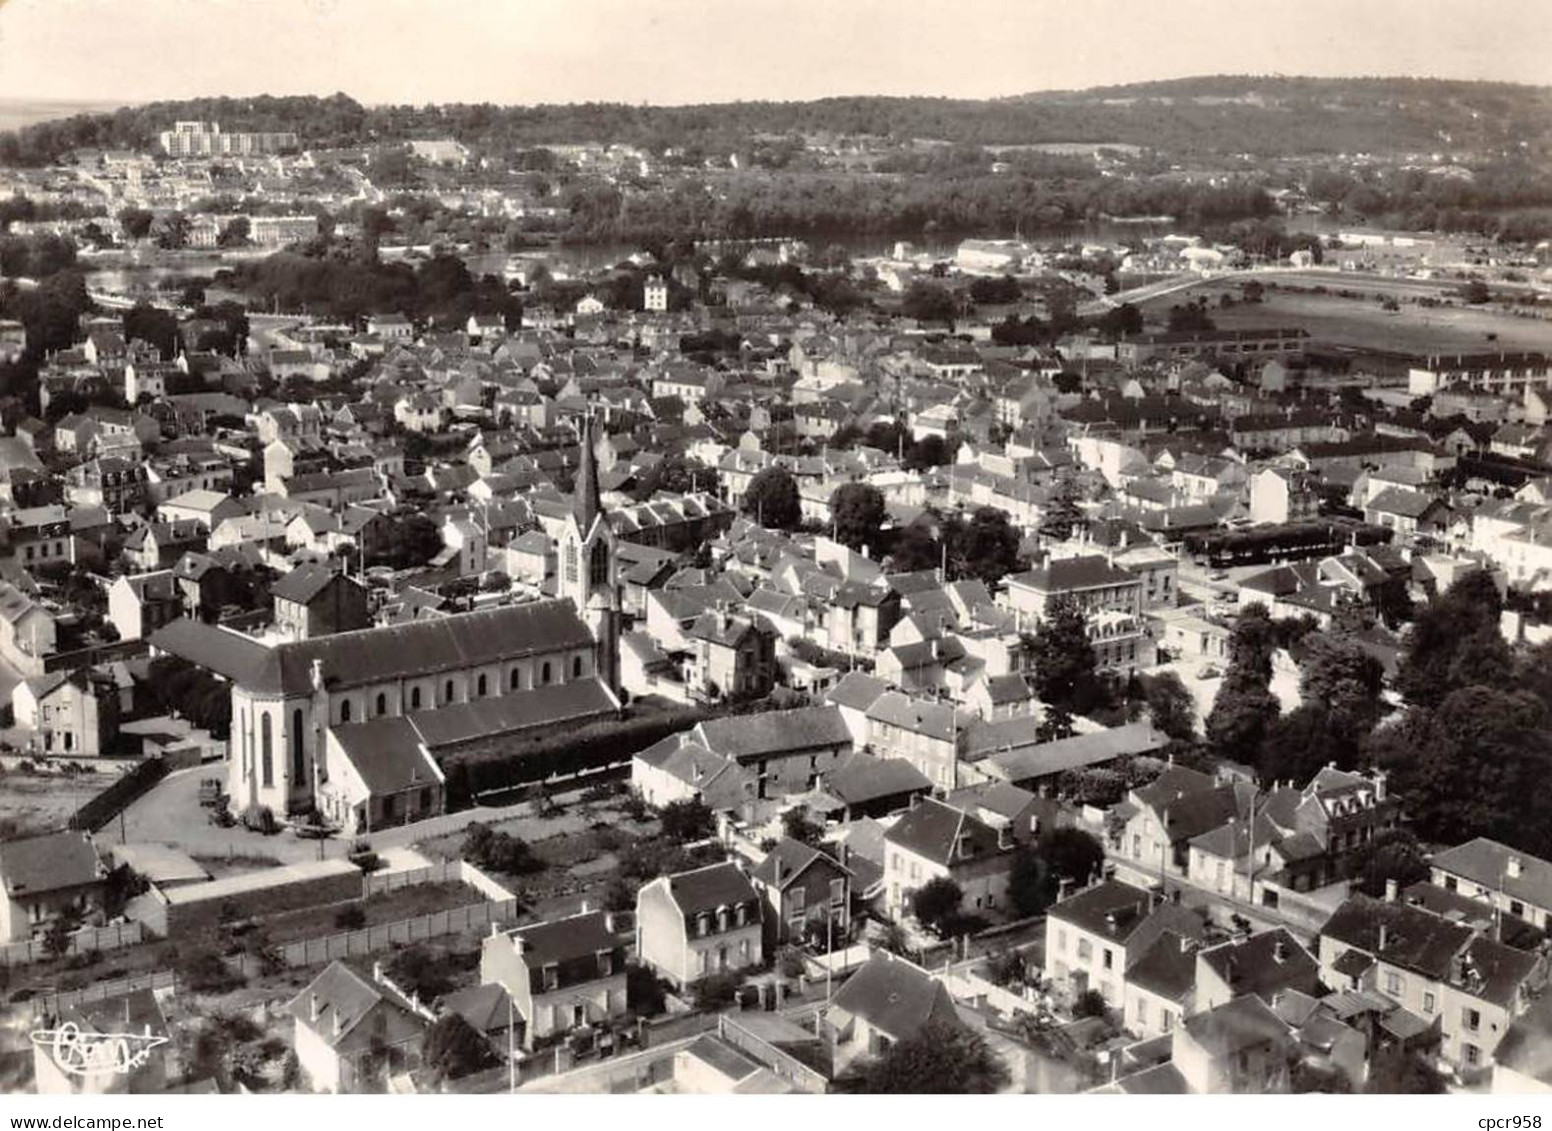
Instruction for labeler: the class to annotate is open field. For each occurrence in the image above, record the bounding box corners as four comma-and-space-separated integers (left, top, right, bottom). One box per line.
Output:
0, 775, 89, 839
1138, 277, 1552, 354
253, 881, 483, 946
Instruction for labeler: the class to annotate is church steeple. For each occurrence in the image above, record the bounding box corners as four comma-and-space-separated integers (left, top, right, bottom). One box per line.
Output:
573, 413, 601, 533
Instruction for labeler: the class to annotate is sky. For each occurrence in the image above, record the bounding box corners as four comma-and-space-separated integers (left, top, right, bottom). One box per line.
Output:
0, 0, 1549, 108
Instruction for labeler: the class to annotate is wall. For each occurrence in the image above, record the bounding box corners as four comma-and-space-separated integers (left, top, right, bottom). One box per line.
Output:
0, 920, 143, 967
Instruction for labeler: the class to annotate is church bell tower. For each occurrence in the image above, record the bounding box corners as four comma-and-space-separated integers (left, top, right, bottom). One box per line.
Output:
559, 414, 620, 695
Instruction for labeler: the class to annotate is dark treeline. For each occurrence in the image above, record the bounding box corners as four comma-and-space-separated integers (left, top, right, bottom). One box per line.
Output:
547, 173, 1277, 245
4, 77, 1551, 167
223, 247, 521, 327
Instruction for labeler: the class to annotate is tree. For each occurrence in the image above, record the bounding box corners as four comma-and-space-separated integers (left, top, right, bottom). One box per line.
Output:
829, 482, 886, 552
911, 876, 963, 937
421, 1014, 493, 1081
690, 970, 742, 1011
1007, 846, 1049, 917
117, 206, 154, 240
154, 212, 190, 251
781, 805, 824, 847
123, 302, 180, 360
950, 507, 1021, 585
660, 798, 715, 843
1350, 829, 1430, 898
1072, 989, 1108, 1019
1206, 604, 1282, 765
42, 906, 81, 960
743, 466, 800, 530
1041, 827, 1106, 889
1030, 592, 1099, 715
1038, 475, 1085, 543
217, 216, 251, 247
846, 1019, 1009, 1094
1141, 671, 1196, 742
385, 945, 455, 1001
1462, 279, 1491, 304
889, 522, 943, 574
1395, 571, 1505, 707
902, 435, 952, 472
1298, 633, 1385, 738
459, 822, 540, 876
900, 281, 956, 325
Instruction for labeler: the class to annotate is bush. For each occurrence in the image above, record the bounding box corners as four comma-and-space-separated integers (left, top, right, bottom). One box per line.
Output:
176, 946, 246, 994
1072, 989, 1108, 1019
689, 971, 743, 1012
385, 946, 453, 1001
460, 822, 541, 875
660, 799, 715, 843
911, 877, 964, 938
626, 964, 667, 1016
334, 905, 367, 930
422, 1013, 493, 1081
241, 804, 277, 835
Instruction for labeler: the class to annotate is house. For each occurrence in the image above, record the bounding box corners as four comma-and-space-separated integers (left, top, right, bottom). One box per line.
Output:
288, 960, 431, 1092
1430, 838, 1552, 933
271, 563, 371, 641
106, 571, 184, 642
479, 907, 628, 1050
823, 952, 972, 1079
750, 837, 851, 949
631, 735, 754, 814
882, 796, 1017, 920
685, 610, 776, 701
1042, 879, 1205, 1010
635, 861, 764, 988
1247, 466, 1319, 526
1113, 767, 1248, 885
12, 669, 120, 758
1364, 488, 1452, 540
1172, 994, 1299, 1093
1319, 891, 1543, 1076
0, 580, 56, 674
32, 987, 170, 1095
1193, 928, 1321, 1012
0, 831, 107, 942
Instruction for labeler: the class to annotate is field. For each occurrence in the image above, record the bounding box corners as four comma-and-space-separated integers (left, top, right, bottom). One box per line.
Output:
254, 881, 484, 946
0, 775, 88, 839
1138, 277, 1552, 355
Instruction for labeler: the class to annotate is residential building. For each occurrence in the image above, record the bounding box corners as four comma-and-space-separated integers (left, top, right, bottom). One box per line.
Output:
479, 907, 629, 1050
636, 861, 764, 988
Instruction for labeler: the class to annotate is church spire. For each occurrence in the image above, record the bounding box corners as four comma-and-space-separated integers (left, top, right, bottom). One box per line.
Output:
573, 413, 601, 532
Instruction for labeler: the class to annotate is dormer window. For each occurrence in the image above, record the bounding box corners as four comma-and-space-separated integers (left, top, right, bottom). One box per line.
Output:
718, 907, 730, 932
543, 963, 559, 992
597, 950, 614, 978
697, 912, 711, 938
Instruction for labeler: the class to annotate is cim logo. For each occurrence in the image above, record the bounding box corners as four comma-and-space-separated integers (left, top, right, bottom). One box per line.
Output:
29, 1023, 169, 1078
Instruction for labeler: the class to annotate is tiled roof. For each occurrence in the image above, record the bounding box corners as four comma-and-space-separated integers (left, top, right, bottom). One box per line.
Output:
0, 831, 102, 896
828, 954, 963, 1045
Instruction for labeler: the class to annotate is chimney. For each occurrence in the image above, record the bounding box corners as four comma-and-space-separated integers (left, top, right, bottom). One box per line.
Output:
775, 855, 788, 882
1508, 856, 1524, 880
512, 934, 526, 958
1385, 878, 1399, 903
579, 898, 590, 914
310, 993, 320, 1022
1377, 924, 1389, 952
372, 959, 383, 984
1374, 770, 1387, 802
1273, 936, 1288, 964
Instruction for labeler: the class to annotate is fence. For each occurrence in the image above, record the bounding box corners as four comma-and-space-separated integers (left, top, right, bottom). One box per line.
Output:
638, 1008, 718, 1049
44, 638, 149, 674
0, 920, 146, 967
229, 896, 523, 974
30, 969, 175, 1019
362, 858, 517, 903
68, 757, 169, 832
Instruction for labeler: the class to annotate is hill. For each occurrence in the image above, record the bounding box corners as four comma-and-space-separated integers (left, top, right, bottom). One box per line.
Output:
1, 76, 1549, 166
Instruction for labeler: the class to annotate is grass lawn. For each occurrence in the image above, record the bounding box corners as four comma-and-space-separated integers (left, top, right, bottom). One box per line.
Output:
1138, 280, 1552, 354
255, 881, 485, 946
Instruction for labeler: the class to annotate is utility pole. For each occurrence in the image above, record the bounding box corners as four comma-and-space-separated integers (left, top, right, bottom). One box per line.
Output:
508, 993, 517, 1093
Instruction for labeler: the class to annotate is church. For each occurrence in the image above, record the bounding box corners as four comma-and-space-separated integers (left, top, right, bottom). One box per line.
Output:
151, 418, 625, 830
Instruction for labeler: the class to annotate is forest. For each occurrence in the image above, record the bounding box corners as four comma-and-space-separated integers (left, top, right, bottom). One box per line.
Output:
3, 76, 1550, 167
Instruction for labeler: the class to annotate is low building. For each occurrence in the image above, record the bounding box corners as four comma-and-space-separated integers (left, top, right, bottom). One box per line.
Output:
317, 717, 446, 833
271, 563, 371, 641
0, 831, 107, 943
12, 670, 120, 758
883, 796, 1018, 921
287, 960, 431, 1093
823, 952, 969, 1078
